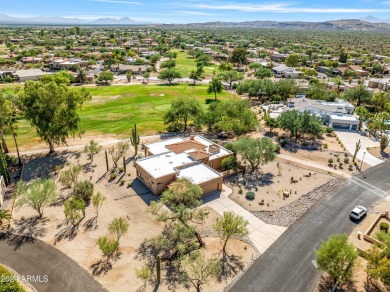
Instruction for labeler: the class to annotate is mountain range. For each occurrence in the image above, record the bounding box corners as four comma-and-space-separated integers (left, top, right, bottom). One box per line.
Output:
0, 13, 139, 25
1, 13, 390, 30
162, 19, 390, 31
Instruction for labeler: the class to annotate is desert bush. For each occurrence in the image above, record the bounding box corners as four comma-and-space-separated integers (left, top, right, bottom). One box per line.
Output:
328, 158, 334, 164
246, 191, 255, 200
380, 222, 389, 233
74, 181, 94, 204
325, 127, 334, 134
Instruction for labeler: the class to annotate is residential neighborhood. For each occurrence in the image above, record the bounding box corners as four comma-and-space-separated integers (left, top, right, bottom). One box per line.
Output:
0, 2, 390, 292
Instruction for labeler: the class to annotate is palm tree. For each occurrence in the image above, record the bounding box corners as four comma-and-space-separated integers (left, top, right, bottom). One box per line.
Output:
331, 76, 344, 95
0, 209, 11, 226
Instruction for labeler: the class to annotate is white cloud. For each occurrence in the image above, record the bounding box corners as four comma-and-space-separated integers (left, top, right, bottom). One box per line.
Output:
91, 0, 141, 4
182, 2, 390, 13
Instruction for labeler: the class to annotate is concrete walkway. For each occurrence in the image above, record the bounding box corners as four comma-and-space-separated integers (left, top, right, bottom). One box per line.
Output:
278, 154, 352, 179
335, 130, 383, 166
203, 185, 287, 254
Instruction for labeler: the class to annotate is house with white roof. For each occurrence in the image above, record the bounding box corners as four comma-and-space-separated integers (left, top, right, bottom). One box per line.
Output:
287, 96, 359, 130
136, 135, 233, 195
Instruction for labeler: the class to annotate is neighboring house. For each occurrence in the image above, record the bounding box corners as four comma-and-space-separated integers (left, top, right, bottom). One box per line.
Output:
287, 97, 358, 129
136, 135, 233, 195
52, 58, 88, 69
368, 79, 390, 92
348, 58, 363, 65
348, 65, 369, 77
21, 57, 42, 64
283, 68, 304, 79
110, 64, 149, 75
272, 65, 289, 77
270, 53, 289, 62
316, 66, 340, 76
0, 70, 14, 79
125, 57, 137, 63
0, 176, 5, 207
13, 69, 46, 82
141, 51, 158, 57
272, 65, 303, 79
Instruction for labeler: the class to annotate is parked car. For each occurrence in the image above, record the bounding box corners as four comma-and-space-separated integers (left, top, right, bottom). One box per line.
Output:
349, 206, 367, 220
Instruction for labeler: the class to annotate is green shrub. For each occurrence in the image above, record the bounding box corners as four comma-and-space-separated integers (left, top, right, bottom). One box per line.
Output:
0, 265, 25, 292
325, 127, 334, 134
337, 157, 340, 162
328, 158, 334, 164
120, 179, 125, 185
380, 222, 389, 233
279, 139, 288, 147
74, 181, 94, 204
110, 173, 117, 180
323, 143, 328, 149
344, 157, 349, 164
246, 191, 255, 200
127, 182, 132, 188
238, 188, 243, 194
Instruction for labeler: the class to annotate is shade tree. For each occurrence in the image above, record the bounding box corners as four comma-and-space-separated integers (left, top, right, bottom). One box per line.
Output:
21, 76, 91, 153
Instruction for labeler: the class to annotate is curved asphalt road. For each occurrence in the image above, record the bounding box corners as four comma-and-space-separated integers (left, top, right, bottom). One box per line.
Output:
231, 161, 390, 292
0, 232, 106, 292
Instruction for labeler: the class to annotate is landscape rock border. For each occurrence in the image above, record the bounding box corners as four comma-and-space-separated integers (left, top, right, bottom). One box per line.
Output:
252, 178, 346, 227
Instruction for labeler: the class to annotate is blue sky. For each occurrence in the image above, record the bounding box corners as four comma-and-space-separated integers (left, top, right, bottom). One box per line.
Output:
2, 0, 390, 23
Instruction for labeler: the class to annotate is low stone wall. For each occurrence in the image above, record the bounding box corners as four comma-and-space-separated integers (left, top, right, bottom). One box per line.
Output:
362, 212, 390, 248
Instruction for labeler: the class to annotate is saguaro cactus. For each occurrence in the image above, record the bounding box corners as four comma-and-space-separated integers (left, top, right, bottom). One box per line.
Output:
130, 124, 140, 156
352, 139, 361, 163
105, 150, 109, 172
156, 256, 161, 283
123, 156, 126, 174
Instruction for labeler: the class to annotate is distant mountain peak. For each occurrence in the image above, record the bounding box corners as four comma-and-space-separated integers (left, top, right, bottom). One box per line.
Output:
360, 15, 390, 24
0, 12, 140, 25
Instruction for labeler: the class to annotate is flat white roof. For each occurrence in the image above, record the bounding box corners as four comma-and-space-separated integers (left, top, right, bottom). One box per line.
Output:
177, 163, 221, 184
137, 152, 195, 178
330, 114, 359, 123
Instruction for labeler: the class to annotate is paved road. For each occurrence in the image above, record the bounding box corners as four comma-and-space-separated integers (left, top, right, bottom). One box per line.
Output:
230, 161, 390, 292
0, 233, 106, 292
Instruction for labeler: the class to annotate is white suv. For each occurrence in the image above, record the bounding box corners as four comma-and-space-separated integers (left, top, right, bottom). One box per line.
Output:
349, 206, 367, 220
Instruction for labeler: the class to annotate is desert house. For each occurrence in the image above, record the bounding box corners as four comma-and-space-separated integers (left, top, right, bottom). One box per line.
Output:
136, 135, 233, 195
287, 97, 359, 130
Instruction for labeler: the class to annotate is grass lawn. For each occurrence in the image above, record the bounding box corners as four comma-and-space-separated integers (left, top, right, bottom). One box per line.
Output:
6, 83, 236, 151
174, 51, 216, 78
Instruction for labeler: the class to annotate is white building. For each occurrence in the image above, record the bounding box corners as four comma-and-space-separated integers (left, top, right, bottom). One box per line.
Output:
13, 69, 46, 82
287, 97, 359, 130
